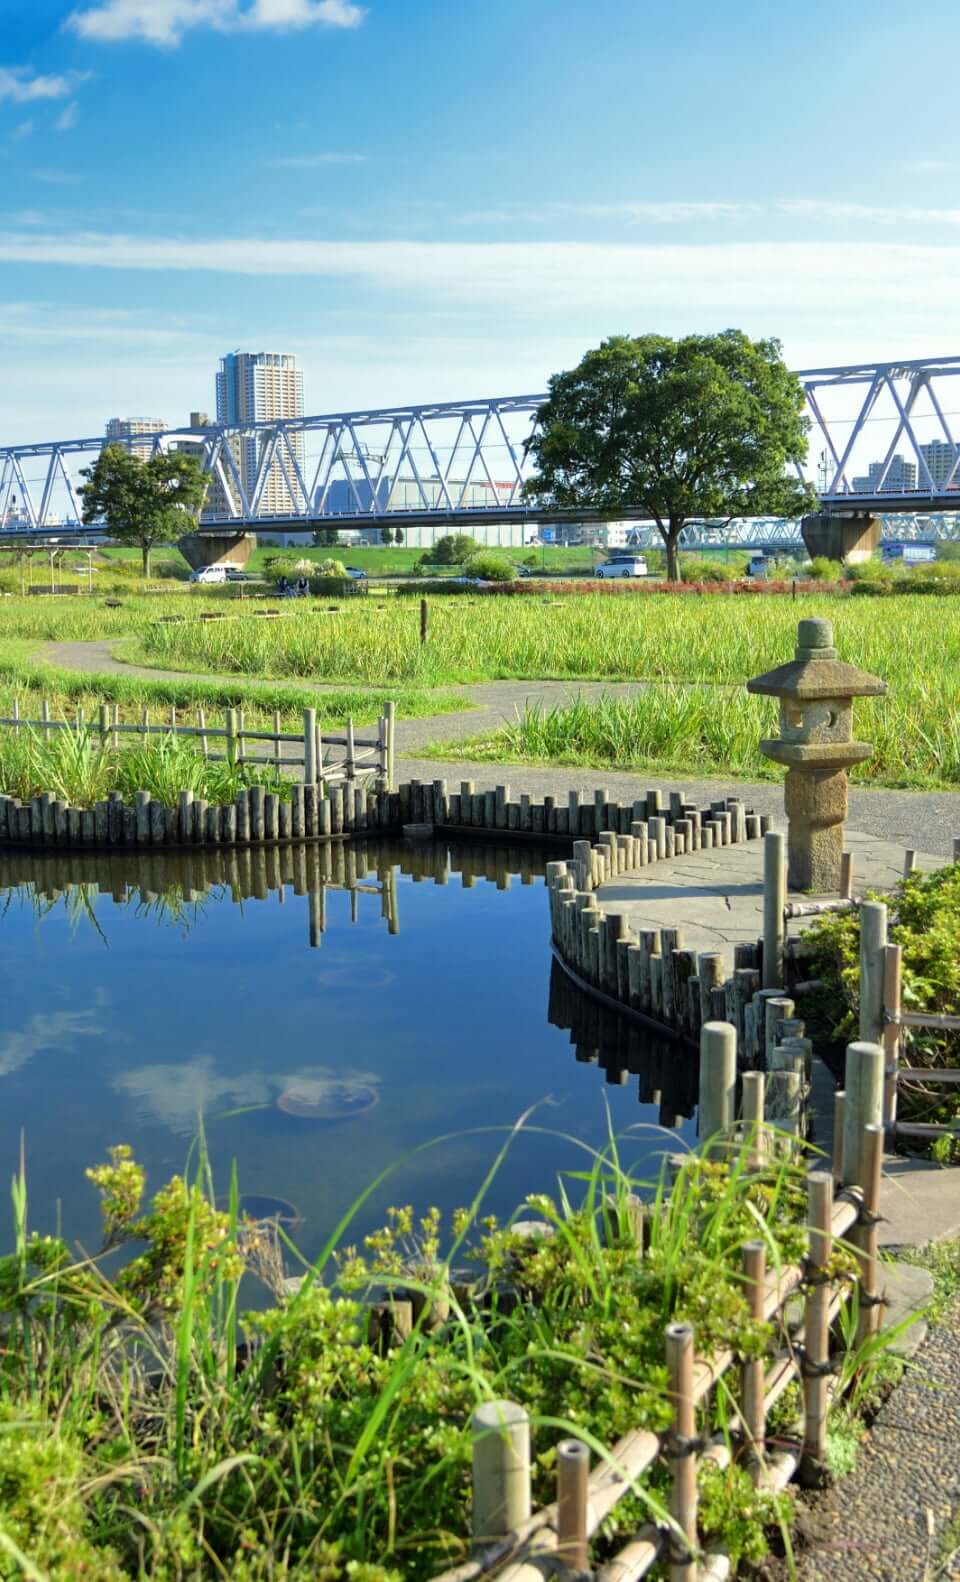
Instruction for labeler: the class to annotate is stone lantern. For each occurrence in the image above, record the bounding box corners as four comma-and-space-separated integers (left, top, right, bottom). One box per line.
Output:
746, 618, 886, 892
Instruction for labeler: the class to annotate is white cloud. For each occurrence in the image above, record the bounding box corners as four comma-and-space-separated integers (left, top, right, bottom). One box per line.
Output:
68, 0, 364, 46
54, 101, 79, 132
0, 232, 958, 320
0, 66, 87, 103
459, 200, 758, 226
11, 119, 33, 141
777, 198, 960, 225
269, 151, 367, 168
0, 1010, 100, 1080
900, 159, 957, 176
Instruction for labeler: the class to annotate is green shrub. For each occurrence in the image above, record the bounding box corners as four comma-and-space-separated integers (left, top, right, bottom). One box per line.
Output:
0, 1139, 822, 1577
798, 860, 960, 1137
463, 552, 515, 582
806, 556, 845, 581
678, 557, 741, 583
431, 533, 478, 565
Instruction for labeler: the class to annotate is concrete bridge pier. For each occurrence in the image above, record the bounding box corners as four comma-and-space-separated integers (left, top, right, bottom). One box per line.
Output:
801, 511, 881, 565
178, 531, 258, 571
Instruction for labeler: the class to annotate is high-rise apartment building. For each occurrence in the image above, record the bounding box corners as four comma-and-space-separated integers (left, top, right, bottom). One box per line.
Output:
104, 416, 167, 461
919, 439, 960, 488
851, 453, 917, 493
215, 352, 304, 516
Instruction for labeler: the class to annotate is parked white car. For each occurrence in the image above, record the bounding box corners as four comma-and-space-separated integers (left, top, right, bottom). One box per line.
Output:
596, 555, 648, 578
189, 564, 230, 584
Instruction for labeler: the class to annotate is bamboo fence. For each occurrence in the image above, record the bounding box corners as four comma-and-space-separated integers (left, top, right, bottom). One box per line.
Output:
1, 698, 394, 788
424, 1081, 885, 1582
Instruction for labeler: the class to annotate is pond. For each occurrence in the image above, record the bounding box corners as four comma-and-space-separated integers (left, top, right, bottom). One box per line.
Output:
0, 838, 697, 1263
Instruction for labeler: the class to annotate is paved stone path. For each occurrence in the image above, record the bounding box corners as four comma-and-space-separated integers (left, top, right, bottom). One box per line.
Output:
37, 640, 960, 859
764, 1290, 960, 1582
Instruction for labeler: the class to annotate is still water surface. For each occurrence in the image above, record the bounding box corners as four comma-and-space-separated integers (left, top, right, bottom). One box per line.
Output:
1, 839, 696, 1260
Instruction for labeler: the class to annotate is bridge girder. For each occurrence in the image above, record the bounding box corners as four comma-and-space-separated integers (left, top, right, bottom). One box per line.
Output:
4, 358, 960, 537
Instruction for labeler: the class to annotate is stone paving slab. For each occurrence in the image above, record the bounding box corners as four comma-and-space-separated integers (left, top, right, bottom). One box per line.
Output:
594, 827, 941, 970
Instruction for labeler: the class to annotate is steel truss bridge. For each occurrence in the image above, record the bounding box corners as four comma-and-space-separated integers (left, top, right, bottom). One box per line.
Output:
3, 357, 960, 546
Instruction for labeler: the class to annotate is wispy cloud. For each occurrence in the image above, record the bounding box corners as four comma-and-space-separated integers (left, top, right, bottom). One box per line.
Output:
458, 200, 757, 225
0, 66, 88, 103
31, 168, 83, 184
11, 119, 33, 141
777, 198, 960, 225
900, 159, 958, 176
54, 101, 79, 132
67, 0, 365, 47
269, 151, 367, 168
0, 231, 957, 319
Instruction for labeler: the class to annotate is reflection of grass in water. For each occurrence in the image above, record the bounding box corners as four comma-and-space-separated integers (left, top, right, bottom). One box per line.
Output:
7, 877, 222, 945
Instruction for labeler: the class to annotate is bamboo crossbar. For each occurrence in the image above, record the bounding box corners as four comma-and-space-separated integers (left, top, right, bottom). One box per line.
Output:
431, 1187, 863, 1582
896, 1067, 960, 1084
889, 1009, 960, 1032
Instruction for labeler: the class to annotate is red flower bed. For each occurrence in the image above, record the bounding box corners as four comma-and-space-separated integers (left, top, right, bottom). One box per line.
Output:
479, 578, 848, 597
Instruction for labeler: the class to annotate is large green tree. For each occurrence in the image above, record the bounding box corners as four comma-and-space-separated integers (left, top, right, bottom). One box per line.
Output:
79, 446, 209, 576
524, 331, 815, 581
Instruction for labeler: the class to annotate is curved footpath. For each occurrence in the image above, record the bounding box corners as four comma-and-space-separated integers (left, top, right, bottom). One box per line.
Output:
40, 639, 960, 858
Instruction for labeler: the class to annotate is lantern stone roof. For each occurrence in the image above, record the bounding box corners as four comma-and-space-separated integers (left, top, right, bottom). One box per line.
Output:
746, 618, 887, 701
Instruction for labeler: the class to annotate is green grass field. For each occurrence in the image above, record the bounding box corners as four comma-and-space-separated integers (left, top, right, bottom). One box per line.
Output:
1, 581, 958, 788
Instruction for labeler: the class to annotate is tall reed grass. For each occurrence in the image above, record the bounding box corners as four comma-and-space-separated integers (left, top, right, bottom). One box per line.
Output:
456, 681, 960, 787
0, 725, 290, 806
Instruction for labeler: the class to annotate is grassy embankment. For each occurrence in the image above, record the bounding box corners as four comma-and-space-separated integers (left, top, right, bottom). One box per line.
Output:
84, 542, 608, 578
1, 1121, 884, 1581
131, 592, 960, 789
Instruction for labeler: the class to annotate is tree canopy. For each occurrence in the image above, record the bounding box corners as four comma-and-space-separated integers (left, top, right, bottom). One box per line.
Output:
79, 446, 209, 576
523, 331, 815, 580
432, 533, 478, 564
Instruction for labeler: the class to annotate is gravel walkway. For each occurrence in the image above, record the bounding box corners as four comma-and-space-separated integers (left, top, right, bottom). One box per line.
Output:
38, 639, 960, 859
763, 1293, 960, 1582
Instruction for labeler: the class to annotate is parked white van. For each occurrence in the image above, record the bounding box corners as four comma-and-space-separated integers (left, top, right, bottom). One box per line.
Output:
595, 555, 648, 579
188, 564, 230, 584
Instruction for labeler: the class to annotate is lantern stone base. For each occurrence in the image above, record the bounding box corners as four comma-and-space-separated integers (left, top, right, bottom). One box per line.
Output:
784, 766, 848, 892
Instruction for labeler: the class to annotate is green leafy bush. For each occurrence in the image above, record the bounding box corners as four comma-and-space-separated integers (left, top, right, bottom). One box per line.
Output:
798, 860, 960, 1136
806, 556, 845, 581
462, 552, 516, 582
0, 1136, 844, 1578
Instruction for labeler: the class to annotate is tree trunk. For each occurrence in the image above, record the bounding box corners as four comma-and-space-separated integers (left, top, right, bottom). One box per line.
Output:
660, 519, 684, 583
142, 544, 151, 578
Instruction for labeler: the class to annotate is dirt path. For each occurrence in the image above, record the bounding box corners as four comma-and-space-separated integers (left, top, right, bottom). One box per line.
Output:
38, 639, 960, 858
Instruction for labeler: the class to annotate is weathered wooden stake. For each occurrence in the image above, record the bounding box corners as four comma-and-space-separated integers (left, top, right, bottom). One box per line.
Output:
556, 1438, 590, 1572
699, 1021, 736, 1151
470, 1401, 531, 1547
762, 830, 786, 990
303, 708, 318, 785
882, 943, 902, 1130
859, 900, 888, 1045
666, 1322, 698, 1582
842, 1043, 883, 1188
800, 1171, 834, 1481
740, 1240, 766, 1474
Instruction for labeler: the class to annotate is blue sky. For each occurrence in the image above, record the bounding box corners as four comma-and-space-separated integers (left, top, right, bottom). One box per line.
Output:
1, 0, 958, 443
